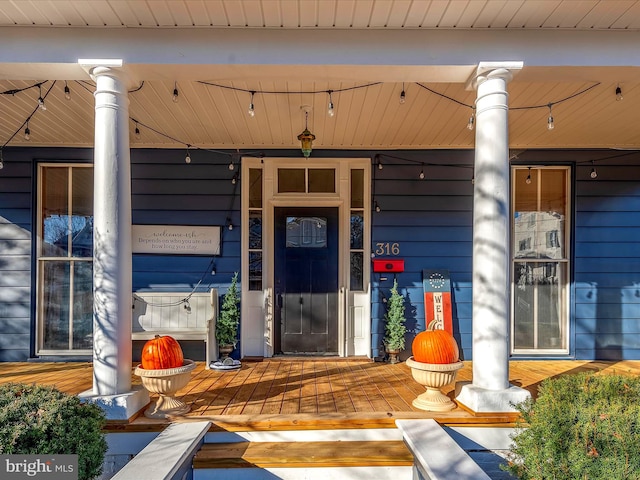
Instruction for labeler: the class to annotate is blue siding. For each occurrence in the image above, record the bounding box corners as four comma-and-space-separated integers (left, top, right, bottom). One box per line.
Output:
2, 147, 640, 362
371, 151, 474, 360
574, 155, 640, 360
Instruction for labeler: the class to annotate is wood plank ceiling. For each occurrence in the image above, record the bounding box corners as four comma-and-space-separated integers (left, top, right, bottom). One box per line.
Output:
0, 0, 639, 152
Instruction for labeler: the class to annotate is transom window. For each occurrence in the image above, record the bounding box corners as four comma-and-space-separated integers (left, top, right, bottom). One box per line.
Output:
277, 168, 335, 193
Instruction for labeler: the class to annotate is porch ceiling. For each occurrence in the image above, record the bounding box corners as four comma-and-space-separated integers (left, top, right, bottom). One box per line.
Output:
1, 1, 639, 154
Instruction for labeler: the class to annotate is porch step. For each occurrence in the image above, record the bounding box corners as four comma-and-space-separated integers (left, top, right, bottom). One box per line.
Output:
192, 439, 413, 480
194, 440, 413, 469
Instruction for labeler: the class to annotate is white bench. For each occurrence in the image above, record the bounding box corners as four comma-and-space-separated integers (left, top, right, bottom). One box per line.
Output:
132, 290, 218, 369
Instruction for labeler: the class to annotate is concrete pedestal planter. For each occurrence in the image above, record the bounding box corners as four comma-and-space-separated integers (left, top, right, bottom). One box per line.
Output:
406, 357, 464, 412
134, 359, 196, 418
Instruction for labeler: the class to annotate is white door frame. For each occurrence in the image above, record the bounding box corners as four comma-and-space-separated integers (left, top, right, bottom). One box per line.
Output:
241, 157, 371, 358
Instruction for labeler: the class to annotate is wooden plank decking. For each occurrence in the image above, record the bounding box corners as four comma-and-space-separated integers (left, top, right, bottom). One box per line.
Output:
1, 359, 639, 430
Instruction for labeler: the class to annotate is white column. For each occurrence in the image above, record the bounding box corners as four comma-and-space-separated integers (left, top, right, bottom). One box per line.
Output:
456, 62, 531, 413
79, 60, 149, 419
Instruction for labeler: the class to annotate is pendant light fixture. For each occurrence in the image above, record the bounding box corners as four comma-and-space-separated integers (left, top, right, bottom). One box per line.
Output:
297, 106, 315, 158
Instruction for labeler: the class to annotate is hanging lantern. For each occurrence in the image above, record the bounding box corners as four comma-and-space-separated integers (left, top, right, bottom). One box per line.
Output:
297, 109, 315, 158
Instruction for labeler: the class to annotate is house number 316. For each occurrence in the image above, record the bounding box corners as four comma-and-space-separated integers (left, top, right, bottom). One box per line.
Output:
375, 242, 400, 256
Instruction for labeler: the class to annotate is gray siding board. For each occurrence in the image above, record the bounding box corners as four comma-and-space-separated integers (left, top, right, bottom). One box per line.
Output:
0, 302, 30, 319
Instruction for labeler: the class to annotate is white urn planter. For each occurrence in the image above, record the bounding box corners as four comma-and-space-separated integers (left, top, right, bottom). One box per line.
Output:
134, 359, 196, 418
406, 357, 464, 412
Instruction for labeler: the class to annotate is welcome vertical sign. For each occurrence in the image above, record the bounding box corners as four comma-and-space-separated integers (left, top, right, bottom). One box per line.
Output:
422, 269, 453, 334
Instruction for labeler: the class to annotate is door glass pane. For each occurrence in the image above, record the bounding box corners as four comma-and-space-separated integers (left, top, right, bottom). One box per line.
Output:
308, 169, 335, 193
71, 168, 93, 258
350, 213, 363, 249
513, 262, 565, 350
72, 261, 93, 349
42, 168, 69, 257
249, 251, 262, 291
351, 169, 364, 208
249, 168, 262, 208
350, 252, 363, 291
249, 211, 262, 249
278, 169, 305, 193
286, 217, 327, 248
42, 261, 71, 350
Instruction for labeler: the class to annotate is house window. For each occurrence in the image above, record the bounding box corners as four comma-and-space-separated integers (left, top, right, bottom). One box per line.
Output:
37, 164, 93, 354
512, 166, 570, 354
350, 169, 365, 291
277, 168, 336, 193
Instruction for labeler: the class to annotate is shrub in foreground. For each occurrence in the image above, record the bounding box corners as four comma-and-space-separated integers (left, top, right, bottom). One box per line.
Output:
0, 383, 107, 480
503, 373, 640, 479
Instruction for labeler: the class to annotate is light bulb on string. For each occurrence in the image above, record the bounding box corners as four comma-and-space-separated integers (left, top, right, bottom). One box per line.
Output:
229, 159, 235, 170
374, 201, 381, 213
37, 85, 46, 111
399, 83, 406, 104
590, 161, 598, 179
24, 122, 31, 141
185, 145, 191, 164
248, 91, 255, 117
231, 173, 238, 185
616, 85, 623, 101
467, 112, 475, 130
64, 81, 71, 100
547, 104, 554, 130
134, 121, 141, 140
327, 90, 335, 117
172, 82, 179, 103
526, 167, 532, 185
419, 164, 425, 180
227, 218, 233, 231
0, 149, 4, 170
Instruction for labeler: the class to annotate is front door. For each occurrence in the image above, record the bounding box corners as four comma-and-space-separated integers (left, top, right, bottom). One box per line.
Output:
274, 207, 338, 354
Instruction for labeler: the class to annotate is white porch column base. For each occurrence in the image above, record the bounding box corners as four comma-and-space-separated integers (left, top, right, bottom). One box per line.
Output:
79, 386, 149, 421
455, 381, 530, 413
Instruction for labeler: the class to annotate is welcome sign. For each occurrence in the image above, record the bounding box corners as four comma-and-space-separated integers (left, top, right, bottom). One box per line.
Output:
422, 269, 453, 334
132, 225, 221, 255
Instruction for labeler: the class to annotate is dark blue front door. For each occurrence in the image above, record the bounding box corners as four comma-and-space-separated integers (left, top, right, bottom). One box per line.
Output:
275, 207, 338, 354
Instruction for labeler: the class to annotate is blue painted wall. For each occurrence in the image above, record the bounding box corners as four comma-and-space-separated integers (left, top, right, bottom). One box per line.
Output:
1, 147, 640, 362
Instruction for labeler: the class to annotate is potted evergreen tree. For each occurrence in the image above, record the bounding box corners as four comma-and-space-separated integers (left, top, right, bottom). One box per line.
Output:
383, 278, 407, 364
216, 272, 240, 362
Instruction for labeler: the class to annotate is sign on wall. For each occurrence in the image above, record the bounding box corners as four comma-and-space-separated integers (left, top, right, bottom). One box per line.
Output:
132, 225, 221, 255
422, 269, 453, 334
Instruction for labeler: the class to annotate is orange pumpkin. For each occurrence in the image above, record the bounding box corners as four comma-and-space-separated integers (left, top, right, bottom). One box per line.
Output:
412, 328, 459, 364
141, 335, 184, 370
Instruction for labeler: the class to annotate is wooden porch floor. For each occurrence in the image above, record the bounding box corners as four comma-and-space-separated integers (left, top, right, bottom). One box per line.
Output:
1, 359, 639, 430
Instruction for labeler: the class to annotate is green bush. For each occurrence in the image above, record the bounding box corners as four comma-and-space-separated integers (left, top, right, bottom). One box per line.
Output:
503, 373, 640, 479
0, 383, 107, 480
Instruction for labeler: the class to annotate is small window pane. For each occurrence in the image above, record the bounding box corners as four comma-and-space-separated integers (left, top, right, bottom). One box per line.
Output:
42, 168, 69, 257
350, 213, 363, 249
42, 261, 71, 350
71, 168, 93, 258
286, 217, 327, 248
308, 169, 335, 193
350, 252, 363, 291
72, 261, 93, 349
278, 169, 305, 193
351, 169, 364, 208
249, 251, 263, 291
249, 168, 262, 208
249, 211, 262, 249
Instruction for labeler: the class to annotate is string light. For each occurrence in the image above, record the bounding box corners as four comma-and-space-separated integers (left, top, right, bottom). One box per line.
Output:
64, 81, 71, 100
419, 164, 425, 180
172, 82, 179, 103
248, 91, 255, 117
590, 161, 598, 179
616, 85, 623, 101
374, 200, 381, 213
185, 145, 191, 164
134, 121, 141, 140
229, 159, 235, 170
526, 167, 532, 184
467, 112, 475, 130
399, 83, 406, 104
227, 217, 233, 230
547, 104, 554, 130
0, 149, 3, 170
231, 172, 238, 185
37, 85, 46, 111
327, 90, 335, 117
24, 122, 31, 141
